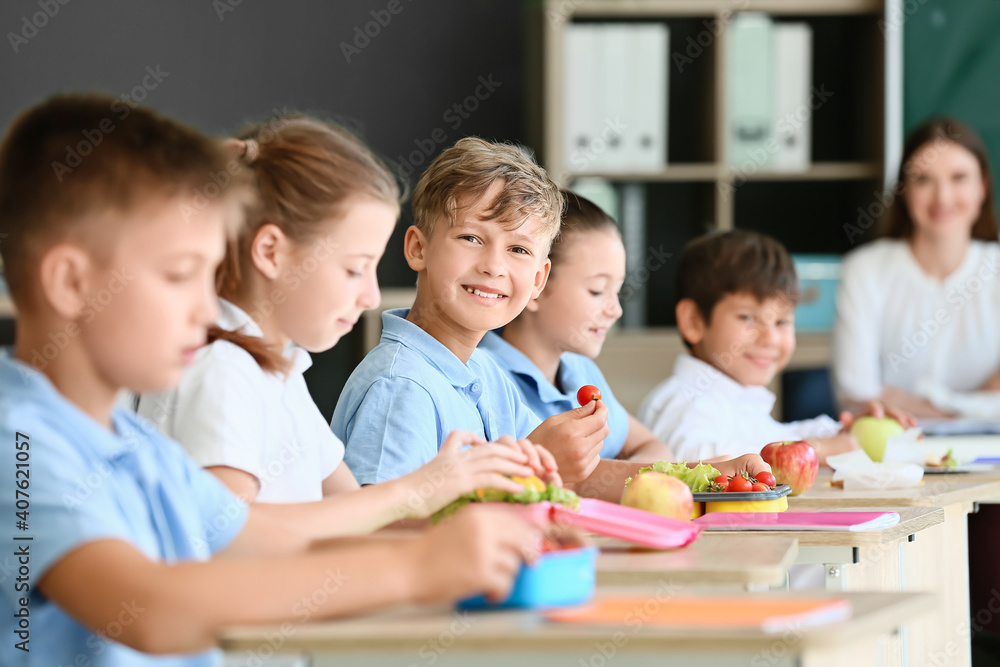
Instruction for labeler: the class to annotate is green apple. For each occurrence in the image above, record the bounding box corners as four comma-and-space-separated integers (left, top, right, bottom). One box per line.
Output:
620, 471, 693, 521
850, 416, 904, 462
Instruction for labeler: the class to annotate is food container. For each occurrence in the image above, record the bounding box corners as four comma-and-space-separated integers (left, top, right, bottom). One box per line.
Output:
456, 498, 704, 610
457, 545, 599, 610
691, 484, 792, 518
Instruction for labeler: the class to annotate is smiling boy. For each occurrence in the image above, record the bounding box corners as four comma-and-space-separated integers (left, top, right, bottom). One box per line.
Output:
638, 230, 901, 466
334, 138, 610, 485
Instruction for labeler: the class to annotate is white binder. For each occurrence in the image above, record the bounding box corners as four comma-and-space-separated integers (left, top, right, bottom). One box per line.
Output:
771, 22, 812, 170
629, 23, 669, 170
598, 23, 632, 171
727, 13, 774, 168
563, 23, 599, 173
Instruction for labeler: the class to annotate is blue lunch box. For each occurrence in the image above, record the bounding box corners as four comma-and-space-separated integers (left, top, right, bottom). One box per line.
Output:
457, 545, 598, 610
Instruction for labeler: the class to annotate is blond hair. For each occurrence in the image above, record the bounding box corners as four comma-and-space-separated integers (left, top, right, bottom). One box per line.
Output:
209, 115, 401, 374
412, 137, 563, 251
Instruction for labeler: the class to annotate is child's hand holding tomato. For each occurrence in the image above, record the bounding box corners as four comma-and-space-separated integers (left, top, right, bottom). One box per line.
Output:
526, 399, 609, 484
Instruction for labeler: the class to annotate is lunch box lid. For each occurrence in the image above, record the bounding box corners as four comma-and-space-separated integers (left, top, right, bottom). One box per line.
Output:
693, 483, 793, 503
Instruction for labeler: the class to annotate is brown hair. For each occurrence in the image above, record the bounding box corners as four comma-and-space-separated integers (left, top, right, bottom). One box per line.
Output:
549, 189, 620, 273
411, 137, 563, 252
208, 115, 401, 374
676, 230, 798, 349
0, 92, 247, 312
885, 116, 998, 241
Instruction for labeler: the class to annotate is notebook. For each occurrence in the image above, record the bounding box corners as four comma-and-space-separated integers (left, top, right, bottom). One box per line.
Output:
693, 511, 900, 532
547, 596, 852, 634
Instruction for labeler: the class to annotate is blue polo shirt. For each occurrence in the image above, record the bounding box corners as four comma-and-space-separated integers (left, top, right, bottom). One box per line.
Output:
334, 309, 543, 484
479, 331, 628, 459
0, 351, 247, 667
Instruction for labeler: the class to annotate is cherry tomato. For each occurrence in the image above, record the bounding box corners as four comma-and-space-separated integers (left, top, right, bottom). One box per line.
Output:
751, 482, 770, 492
714, 475, 730, 485
576, 384, 602, 406
728, 476, 752, 493
755, 471, 776, 487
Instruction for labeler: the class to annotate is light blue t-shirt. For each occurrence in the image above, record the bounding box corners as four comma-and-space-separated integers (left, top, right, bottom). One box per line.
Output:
0, 351, 248, 667
334, 309, 543, 484
479, 331, 628, 459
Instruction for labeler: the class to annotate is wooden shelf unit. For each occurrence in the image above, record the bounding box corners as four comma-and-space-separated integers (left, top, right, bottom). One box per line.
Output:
533, 0, 892, 387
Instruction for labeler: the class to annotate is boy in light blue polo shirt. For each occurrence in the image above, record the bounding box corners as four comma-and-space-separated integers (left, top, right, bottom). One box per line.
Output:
337, 309, 543, 484
0, 354, 247, 667
335, 138, 611, 486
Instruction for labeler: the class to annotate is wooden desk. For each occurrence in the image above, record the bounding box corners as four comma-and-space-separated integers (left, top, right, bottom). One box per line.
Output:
594, 533, 798, 589
220, 590, 935, 667
706, 507, 943, 588
789, 476, 1000, 667
689, 507, 942, 666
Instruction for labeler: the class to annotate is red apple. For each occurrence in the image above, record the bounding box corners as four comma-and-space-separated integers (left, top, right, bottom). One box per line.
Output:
759, 441, 818, 496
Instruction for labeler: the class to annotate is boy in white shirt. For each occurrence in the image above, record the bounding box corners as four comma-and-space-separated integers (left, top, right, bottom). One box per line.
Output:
639, 230, 910, 465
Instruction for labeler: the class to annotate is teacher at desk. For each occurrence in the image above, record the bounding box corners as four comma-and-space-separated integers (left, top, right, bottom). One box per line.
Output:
833, 117, 1000, 420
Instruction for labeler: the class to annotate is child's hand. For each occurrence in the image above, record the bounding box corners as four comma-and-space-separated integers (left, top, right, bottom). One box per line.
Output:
492, 434, 562, 488
397, 430, 537, 519
809, 433, 860, 467
413, 505, 541, 604
527, 400, 609, 483
707, 453, 771, 480
839, 400, 918, 430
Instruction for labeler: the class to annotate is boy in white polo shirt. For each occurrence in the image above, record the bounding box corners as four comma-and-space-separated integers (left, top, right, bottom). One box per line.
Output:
639, 230, 910, 465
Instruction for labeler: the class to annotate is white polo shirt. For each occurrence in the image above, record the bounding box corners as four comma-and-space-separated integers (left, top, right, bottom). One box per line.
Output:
833, 239, 1000, 403
638, 354, 841, 461
138, 299, 343, 503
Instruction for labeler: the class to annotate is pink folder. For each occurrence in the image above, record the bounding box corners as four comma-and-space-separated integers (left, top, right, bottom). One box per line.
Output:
694, 510, 900, 531
506, 499, 702, 549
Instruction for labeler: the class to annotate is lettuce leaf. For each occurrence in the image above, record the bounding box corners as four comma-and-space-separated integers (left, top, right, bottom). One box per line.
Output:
431, 482, 579, 524
636, 460, 721, 493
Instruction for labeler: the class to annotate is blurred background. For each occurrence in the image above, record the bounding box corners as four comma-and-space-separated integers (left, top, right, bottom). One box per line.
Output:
1, 0, 999, 420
